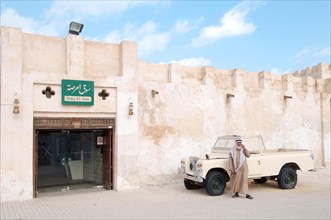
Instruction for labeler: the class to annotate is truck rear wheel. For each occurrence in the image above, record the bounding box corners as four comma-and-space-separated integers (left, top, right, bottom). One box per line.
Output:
204, 171, 226, 196
253, 177, 268, 184
277, 167, 297, 189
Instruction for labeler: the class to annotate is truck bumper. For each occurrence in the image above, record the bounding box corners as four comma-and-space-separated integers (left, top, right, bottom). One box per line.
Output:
178, 167, 204, 183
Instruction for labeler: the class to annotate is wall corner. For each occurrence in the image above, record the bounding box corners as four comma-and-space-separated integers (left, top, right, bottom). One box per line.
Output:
258, 71, 271, 89
168, 63, 181, 83
202, 66, 215, 85
120, 41, 137, 77
66, 34, 85, 77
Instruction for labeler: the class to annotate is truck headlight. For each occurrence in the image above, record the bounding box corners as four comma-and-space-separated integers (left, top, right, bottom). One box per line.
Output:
189, 163, 194, 170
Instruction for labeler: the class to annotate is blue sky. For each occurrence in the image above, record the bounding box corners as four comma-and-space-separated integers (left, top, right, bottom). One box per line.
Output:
1, 0, 330, 74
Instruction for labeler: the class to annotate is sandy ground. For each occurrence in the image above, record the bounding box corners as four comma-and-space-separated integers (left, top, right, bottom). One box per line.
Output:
1, 163, 330, 220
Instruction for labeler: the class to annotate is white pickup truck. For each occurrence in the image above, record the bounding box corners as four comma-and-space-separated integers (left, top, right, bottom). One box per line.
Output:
178, 135, 315, 196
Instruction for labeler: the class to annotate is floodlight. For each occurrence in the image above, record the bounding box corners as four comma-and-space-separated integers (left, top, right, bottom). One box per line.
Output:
69, 21, 84, 35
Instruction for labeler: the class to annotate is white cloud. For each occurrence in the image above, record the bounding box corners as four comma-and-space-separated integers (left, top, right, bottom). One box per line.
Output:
103, 17, 206, 56
291, 46, 330, 62
102, 16, 206, 56
103, 30, 122, 43
104, 21, 158, 43
1, 1, 203, 57
139, 32, 172, 56
45, 1, 148, 19
1, 8, 35, 30
293, 48, 310, 59
174, 20, 192, 33
317, 47, 330, 57
170, 57, 212, 67
174, 16, 204, 33
0, 8, 61, 36
191, 1, 264, 48
0, 1, 154, 37
102, 21, 171, 56
270, 67, 291, 75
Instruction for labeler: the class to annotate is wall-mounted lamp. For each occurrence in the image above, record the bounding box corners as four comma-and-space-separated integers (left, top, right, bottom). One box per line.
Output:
128, 102, 134, 115
151, 90, 159, 98
226, 94, 235, 99
69, 21, 84, 35
284, 95, 292, 100
13, 98, 20, 114
226, 93, 235, 104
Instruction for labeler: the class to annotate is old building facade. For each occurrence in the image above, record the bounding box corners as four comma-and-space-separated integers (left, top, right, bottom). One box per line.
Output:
1, 26, 330, 202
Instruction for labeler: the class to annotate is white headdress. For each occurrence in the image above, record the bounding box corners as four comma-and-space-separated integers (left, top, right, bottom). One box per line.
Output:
230, 142, 246, 172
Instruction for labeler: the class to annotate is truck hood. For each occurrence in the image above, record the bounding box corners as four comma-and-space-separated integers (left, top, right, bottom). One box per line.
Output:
205, 152, 229, 160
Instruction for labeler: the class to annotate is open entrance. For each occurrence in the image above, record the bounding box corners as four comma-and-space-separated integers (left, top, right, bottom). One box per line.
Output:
35, 129, 112, 194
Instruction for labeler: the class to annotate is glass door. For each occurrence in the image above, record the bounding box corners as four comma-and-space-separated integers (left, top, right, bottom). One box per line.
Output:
37, 130, 103, 192
37, 131, 68, 189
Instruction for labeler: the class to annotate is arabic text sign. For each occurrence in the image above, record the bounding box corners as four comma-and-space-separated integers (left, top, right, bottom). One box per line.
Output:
62, 79, 94, 106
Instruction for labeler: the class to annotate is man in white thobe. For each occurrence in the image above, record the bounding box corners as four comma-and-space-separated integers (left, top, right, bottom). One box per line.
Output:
229, 139, 253, 199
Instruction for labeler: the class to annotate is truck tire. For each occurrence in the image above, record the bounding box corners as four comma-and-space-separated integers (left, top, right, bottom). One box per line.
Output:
253, 177, 268, 184
277, 167, 297, 189
204, 171, 226, 196
184, 179, 202, 190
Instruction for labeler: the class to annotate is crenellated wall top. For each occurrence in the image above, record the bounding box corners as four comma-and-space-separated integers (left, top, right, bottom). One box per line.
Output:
292, 63, 331, 79
140, 61, 330, 93
1, 26, 330, 94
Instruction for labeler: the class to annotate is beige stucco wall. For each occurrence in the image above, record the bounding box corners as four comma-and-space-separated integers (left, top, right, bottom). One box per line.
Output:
1, 26, 330, 202
137, 65, 330, 186
1, 27, 139, 202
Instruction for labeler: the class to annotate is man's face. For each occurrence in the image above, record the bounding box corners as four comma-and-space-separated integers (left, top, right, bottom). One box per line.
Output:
236, 141, 242, 147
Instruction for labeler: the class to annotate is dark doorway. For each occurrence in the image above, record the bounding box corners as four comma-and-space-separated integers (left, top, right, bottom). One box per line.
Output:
36, 129, 112, 194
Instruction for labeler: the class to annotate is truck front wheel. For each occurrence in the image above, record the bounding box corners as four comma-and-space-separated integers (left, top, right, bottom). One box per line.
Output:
277, 167, 297, 189
204, 171, 226, 196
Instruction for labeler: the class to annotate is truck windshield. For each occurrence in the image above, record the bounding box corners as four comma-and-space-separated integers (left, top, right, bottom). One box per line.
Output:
213, 138, 236, 149
212, 135, 265, 152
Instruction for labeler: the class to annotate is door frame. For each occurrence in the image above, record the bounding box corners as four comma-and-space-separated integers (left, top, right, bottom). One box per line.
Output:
33, 117, 115, 197
33, 130, 38, 198
103, 129, 113, 189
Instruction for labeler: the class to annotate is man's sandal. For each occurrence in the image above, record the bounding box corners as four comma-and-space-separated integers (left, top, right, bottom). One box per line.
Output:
246, 194, 253, 199
232, 193, 239, 198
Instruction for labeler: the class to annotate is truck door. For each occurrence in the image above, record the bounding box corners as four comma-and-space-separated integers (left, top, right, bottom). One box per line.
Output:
247, 155, 264, 177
